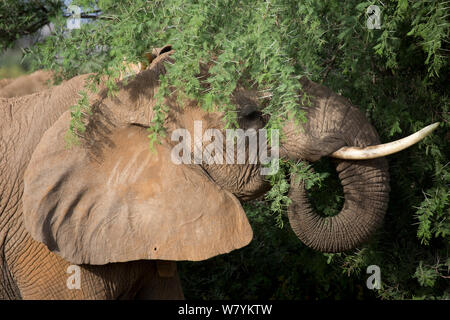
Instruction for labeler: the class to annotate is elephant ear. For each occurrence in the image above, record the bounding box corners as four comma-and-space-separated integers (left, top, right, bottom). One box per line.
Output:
23, 111, 252, 265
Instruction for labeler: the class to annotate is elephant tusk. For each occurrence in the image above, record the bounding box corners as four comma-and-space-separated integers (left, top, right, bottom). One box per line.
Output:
330, 122, 440, 160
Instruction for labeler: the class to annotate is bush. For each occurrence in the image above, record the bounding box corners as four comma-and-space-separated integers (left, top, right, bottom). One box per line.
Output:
3, 0, 448, 299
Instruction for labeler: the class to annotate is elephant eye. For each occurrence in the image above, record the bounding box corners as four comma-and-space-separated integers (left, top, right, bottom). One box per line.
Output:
245, 110, 262, 121
240, 105, 261, 118
238, 106, 265, 130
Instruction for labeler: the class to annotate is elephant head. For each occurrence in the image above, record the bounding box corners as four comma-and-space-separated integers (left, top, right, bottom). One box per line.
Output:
22, 46, 438, 266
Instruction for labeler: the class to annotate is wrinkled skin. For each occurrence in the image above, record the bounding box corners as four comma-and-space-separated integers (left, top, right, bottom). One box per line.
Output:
0, 70, 54, 98
0, 47, 389, 299
0, 52, 149, 99
0, 74, 184, 299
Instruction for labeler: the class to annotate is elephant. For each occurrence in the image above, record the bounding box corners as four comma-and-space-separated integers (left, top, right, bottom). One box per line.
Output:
0, 45, 438, 299
0, 51, 153, 99
0, 78, 13, 89
0, 70, 54, 98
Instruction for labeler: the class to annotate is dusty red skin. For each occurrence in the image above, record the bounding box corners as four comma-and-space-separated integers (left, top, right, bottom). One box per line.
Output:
0, 46, 389, 299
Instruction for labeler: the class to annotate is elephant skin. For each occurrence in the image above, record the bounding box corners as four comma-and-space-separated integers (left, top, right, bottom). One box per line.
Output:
0, 46, 390, 299
0, 70, 54, 98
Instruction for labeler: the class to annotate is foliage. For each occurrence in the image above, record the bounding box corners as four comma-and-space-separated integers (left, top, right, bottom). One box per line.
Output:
0, 48, 33, 78
0, 0, 63, 51
65, 90, 93, 146
179, 201, 377, 300
2, 0, 449, 299
265, 160, 330, 228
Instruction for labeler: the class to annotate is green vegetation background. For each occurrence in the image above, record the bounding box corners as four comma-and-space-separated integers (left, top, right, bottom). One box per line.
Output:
1, 0, 448, 299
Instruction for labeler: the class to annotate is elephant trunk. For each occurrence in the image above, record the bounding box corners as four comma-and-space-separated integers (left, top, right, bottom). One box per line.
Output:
281, 77, 391, 252
287, 157, 389, 252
